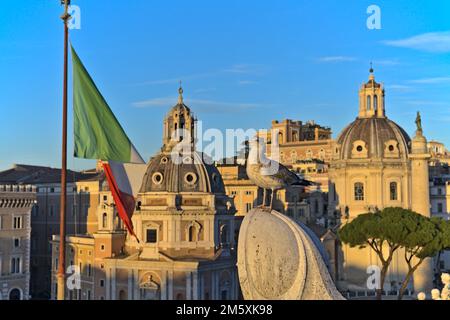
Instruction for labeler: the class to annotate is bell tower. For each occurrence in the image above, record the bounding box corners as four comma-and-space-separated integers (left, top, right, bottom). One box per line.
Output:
358, 65, 385, 118
162, 85, 197, 152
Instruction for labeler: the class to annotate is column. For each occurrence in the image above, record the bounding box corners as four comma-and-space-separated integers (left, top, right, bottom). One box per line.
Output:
186, 272, 192, 300
192, 271, 199, 300
105, 268, 111, 299
200, 273, 205, 300
161, 271, 167, 300
215, 272, 220, 300
168, 270, 174, 300
127, 269, 133, 300
111, 267, 116, 300
133, 269, 140, 300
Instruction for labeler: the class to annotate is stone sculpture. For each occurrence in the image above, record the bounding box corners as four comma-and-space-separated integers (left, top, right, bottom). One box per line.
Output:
237, 208, 345, 300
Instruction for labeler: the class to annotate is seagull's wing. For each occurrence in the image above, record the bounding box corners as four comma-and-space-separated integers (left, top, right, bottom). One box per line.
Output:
267, 161, 301, 185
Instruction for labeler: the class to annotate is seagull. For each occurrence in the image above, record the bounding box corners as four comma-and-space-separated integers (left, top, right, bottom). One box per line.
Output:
246, 137, 313, 210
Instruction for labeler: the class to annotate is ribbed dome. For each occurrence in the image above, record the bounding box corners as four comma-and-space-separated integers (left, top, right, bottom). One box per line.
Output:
139, 151, 225, 194
336, 117, 411, 160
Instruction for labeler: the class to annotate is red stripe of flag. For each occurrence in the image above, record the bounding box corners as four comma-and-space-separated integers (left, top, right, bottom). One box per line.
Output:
102, 162, 139, 242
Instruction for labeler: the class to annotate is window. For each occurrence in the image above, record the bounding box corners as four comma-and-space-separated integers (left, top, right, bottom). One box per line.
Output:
438, 188, 443, 195
146, 229, 158, 243
246, 203, 252, 213
367, 96, 371, 110
102, 213, 108, 229
0, 216, 2, 230
390, 182, 398, 201
374, 95, 378, 112
11, 257, 21, 274
100, 245, 105, 251
278, 132, 284, 144
231, 191, 237, 196
13, 238, 20, 248
438, 203, 443, 213
100, 279, 105, 287
354, 183, 364, 201
103, 195, 108, 201
13, 216, 23, 229
87, 290, 91, 300
87, 264, 92, 277
245, 191, 253, 196
188, 226, 195, 242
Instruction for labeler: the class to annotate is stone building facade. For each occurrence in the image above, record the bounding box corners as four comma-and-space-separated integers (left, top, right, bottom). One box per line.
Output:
0, 164, 104, 299
259, 119, 334, 165
328, 69, 433, 295
0, 184, 36, 300
51, 89, 240, 300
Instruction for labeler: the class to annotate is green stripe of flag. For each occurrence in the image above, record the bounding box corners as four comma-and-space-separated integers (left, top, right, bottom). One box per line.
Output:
72, 45, 132, 162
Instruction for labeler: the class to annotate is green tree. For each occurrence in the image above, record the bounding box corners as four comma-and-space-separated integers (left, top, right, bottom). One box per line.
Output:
397, 216, 450, 300
339, 207, 409, 300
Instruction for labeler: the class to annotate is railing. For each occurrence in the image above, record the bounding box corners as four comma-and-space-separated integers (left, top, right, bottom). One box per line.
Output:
344, 289, 414, 299
0, 185, 37, 193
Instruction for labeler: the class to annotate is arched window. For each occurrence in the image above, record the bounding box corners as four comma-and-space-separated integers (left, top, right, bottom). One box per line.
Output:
390, 182, 398, 201
374, 95, 378, 112
188, 226, 195, 242
9, 289, 21, 300
102, 213, 108, 229
367, 96, 371, 111
292, 131, 298, 142
220, 225, 228, 245
354, 183, 364, 201
278, 132, 284, 144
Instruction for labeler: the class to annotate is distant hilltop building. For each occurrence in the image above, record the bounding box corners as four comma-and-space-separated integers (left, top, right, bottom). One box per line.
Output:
51, 88, 240, 300
328, 68, 433, 295
259, 119, 333, 164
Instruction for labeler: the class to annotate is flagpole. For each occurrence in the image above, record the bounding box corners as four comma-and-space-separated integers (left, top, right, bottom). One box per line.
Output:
57, 0, 71, 301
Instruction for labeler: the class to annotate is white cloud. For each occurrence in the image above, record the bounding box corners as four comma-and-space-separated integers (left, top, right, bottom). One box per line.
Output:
386, 84, 413, 91
372, 59, 400, 66
131, 72, 215, 86
384, 31, 450, 53
237, 80, 258, 85
409, 77, 450, 84
132, 97, 262, 113
223, 64, 267, 75
316, 56, 356, 63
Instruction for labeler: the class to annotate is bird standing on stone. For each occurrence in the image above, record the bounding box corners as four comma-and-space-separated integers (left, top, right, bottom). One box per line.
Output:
246, 137, 312, 210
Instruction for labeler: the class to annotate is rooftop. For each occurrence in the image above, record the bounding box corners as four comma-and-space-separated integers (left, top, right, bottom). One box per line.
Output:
0, 164, 103, 185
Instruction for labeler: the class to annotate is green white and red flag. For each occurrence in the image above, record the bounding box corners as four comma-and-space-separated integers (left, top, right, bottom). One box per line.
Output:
71, 45, 146, 239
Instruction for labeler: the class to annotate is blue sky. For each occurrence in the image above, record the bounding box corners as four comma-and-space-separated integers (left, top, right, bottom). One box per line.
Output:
1, 0, 450, 171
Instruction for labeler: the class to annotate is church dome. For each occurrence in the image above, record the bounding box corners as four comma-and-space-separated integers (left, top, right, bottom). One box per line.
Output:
139, 151, 226, 194
335, 68, 411, 161
336, 117, 411, 160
